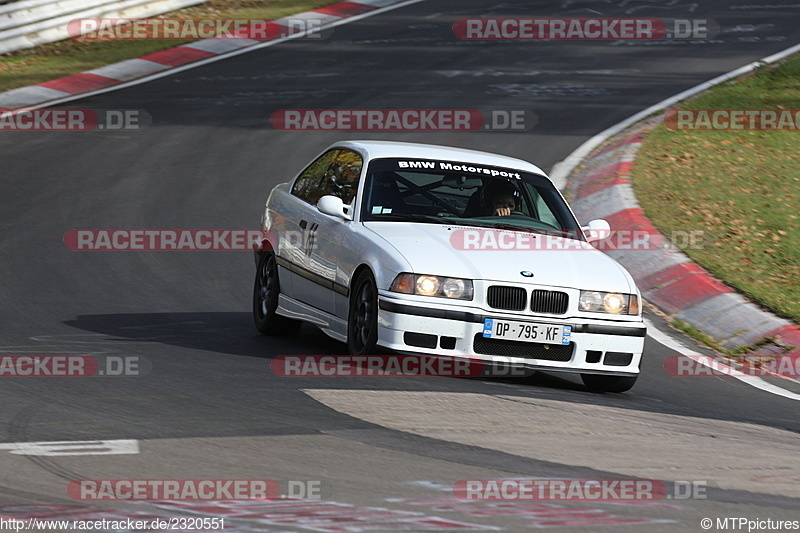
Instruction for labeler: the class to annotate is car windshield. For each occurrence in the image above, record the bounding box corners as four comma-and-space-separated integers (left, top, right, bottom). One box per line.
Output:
360, 157, 583, 237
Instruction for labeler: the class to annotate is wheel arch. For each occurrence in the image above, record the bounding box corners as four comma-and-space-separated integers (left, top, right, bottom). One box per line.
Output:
349, 263, 376, 295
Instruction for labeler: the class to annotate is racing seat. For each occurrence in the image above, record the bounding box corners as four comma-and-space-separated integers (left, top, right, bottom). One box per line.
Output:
463, 187, 490, 217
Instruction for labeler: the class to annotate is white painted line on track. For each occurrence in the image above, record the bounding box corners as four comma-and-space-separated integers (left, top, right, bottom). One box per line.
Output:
645, 319, 800, 402
0, 439, 139, 456
16, 0, 428, 111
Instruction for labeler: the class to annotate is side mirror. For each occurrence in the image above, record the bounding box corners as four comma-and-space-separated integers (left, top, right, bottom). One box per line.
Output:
317, 195, 352, 221
582, 219, 611, 243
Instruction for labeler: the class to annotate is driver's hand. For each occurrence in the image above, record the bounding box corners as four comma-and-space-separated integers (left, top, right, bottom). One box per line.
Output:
494, 207, 512, 216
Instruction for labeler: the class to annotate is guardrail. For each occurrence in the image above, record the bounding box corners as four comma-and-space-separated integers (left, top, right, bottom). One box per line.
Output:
0, 0, 207, 55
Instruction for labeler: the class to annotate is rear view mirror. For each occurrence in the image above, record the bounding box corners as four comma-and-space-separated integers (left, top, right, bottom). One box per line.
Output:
582, 219, 611, 243
317, 195, 352, 221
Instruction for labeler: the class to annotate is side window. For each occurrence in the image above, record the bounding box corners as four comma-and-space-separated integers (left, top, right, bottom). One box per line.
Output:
291, 149, 339, 204
318, 150, 363, 205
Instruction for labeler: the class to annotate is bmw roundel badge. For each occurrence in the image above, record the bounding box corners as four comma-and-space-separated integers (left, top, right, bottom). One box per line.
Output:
520, 271, 534, 278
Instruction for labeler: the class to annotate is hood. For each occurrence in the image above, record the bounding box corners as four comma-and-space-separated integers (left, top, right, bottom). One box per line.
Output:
363, 222, 635, 293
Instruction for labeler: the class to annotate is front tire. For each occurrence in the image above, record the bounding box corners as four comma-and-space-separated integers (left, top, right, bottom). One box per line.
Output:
581, 373, 637, 393
253, 252, 301, 336
347, 270, 379, 355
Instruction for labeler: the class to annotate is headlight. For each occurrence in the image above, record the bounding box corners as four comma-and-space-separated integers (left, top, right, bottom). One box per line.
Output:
441, 278, 468, 299
416, 275, 439, 296
579, 290, 639, 315
578, 291, 603, 311
603, 292, 625, 314
390, 273, 473, 300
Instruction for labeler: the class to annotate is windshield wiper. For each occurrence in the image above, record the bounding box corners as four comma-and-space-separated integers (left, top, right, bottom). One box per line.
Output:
492, 224, 552, 236
456, 220, 547, 234
370, 213, 456, 224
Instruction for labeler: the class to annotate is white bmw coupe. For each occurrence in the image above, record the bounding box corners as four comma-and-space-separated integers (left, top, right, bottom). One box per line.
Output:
254, 141, 646, 392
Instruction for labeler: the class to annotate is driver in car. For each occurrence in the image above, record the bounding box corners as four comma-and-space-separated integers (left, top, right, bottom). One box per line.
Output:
491, 191, 517, 216
481, 180, 520, 216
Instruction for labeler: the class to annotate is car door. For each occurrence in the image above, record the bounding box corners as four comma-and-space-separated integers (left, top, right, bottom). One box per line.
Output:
281, 148, 363, 315
278, 149, 339, 307
303, 149, 363, 315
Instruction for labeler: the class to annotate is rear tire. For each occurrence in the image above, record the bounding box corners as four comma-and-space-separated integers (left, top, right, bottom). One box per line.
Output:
347, 270, 379, 355
581, 374, 637, 393
253, 252, 301, 336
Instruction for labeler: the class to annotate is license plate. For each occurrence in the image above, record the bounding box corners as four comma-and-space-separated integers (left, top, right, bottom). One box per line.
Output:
483, 319, 571, 345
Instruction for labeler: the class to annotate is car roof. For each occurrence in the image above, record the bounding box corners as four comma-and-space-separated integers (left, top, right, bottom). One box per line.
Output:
331, 140, 548, 176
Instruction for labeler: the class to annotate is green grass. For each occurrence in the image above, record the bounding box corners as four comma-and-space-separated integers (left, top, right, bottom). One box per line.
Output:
632, 55, 800, 324
0, 0, 338, 93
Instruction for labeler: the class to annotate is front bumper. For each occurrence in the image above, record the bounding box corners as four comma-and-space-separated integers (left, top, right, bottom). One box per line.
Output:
377, 294, 645, 377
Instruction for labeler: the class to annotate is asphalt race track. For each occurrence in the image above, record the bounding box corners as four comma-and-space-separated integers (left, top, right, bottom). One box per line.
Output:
1, 1, 800, 531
